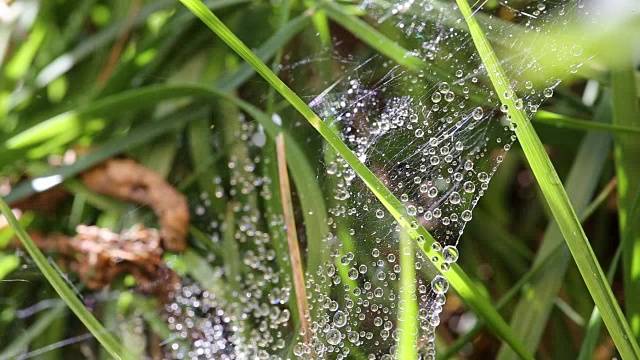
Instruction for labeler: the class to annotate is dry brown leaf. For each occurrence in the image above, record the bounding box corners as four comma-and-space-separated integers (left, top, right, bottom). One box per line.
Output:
81, 158, 189, 252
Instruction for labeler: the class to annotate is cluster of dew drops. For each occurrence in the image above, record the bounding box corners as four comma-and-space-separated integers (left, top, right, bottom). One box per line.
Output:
156, 0, 581, 358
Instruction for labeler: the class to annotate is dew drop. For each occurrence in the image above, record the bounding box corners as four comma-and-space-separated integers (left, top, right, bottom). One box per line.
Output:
463, 181, 475, 193
431, 275, 449, 294
334, 310, 347, 327
477, 172, 489, 182
442, 245, 459, 263
472, 107, 483, 120
327, 329, 342, 345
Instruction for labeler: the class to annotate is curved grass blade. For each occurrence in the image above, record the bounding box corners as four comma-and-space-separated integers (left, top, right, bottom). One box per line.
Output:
0, 198, 130, 359
176, 2, 533, 358
5, 105, 205, 204
454, 0, 640, 357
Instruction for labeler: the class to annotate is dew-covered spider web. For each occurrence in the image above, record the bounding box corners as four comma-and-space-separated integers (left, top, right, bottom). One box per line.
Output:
163, 1, 596, 359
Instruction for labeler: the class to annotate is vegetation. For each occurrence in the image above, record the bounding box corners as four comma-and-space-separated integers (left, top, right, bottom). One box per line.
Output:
0, 0, 638, 359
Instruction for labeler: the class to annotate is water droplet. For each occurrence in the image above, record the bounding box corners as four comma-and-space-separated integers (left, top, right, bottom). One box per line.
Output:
514, 98, 523, 110
477, 172, 489, 182
327, 329, 342, 345
444, 91, 455, 102
461, 210, 472, 221
326, 161, 338, 175
503, 89, 513, 99
463, 181, 475, 193
376, 209, 384, 219
348, 268, 359, 280
570, 45, 583, 57
472, 107, 483, 120
442, 245, 459, 263
334, 310, 347, 327
431, 275, 449, 294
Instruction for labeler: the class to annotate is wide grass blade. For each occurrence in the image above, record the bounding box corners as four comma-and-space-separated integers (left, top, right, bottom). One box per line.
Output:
612, 53, 640, 342
178, 1, 532, 357
496, 122, 610, 358
454, 0, 640, 357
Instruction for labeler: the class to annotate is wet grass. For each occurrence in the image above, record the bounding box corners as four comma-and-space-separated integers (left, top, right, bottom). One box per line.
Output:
0, 0, 639, 358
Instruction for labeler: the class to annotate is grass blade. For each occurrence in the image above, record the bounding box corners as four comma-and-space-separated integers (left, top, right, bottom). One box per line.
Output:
397, 229, 418, 360
275, 133, 311, 343
0, 198, 129, 359
454, 0, 640, 357
534, 109, 640, 135
611, 53, 640, 342
496, 122, 610, 358
442, 175, 619, 359
579, 188, 640, 358
319, 1, 423, 71
177, 2, 532, 357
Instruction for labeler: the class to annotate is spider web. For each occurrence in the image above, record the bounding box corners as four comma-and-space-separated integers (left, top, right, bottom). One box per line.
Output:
162, 1, 594, 359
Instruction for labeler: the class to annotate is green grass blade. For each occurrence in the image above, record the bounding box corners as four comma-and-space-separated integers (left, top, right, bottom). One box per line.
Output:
0, 301, 66, 360
319, 1, 423, 71
0, 198, 130, 359
612, 53, 640, 342
579, 188, 640, 359
442, 175, 619, 359
177, 2, 532, 357
397, 229, 418, 360
5, 105, 204, 204
215, 13, 311, 91
454, 0, 640, 357
578, 240, 625, 359
33, 0, 249, 88
496, 125, 610, 358
534, 110, 640, 135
